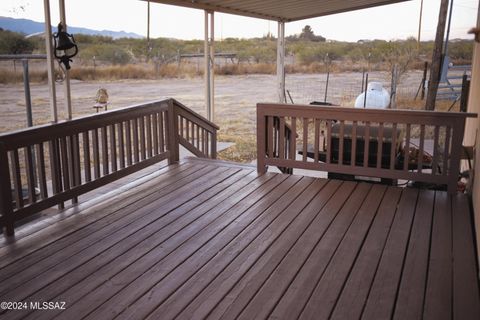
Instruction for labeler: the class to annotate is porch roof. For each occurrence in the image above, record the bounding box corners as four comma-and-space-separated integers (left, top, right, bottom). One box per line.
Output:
148, 0, 411, 22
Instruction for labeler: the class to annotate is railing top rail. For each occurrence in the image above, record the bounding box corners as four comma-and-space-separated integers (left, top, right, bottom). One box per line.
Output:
173, 99, 220, 131
0, 99, 172, 150
258, 103, 477, 123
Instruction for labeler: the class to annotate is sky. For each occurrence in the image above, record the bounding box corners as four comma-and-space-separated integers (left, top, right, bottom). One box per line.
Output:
0, 0, 478, 42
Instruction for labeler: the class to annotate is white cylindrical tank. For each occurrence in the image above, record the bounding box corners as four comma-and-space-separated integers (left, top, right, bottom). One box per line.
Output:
354, 82, 390, 109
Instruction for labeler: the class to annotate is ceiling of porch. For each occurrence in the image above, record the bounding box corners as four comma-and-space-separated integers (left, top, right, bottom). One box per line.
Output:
148, 0, 411, 22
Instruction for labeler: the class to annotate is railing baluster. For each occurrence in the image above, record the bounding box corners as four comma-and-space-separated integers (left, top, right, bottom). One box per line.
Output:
71, 134, 80, 204
202, 129, 206, 155
390, 123, 397, 170
152, 113, 158, 156
146, 114, 152, 158
191, 122, 195, 145
351, 121, 357, 167
49, 139, 64, 209
267, 116, 274, 158
24, 146, 36, 204
326, 120, 332, 164
159, 112, 165, 153
133, 118, 139, 163
92, 129, 100, 179
376, 123, 384, 169
289, 117, 296, 161
10, 150, 23, 209
314, 119, 319, 163
418, 124, 425, 173
179, 116, 184, 139
432, 126, 440, 175
74, 134, 81, 187
339, 120, 345, 165
126, 120, 132, 166
302, 118, 308, 162
82, 131, 91, 182
196, 124, 200, 150
101, 126, 109, 175
363, 121, 370, 168
109, 125, 117, 172
118, 122, 125, 169
35, 143, 48, 199
139, 116, 146, 161
443, 126, 451, 175
273, 118, 279, 157
60, 137, 71, 191
206, 132, 210, 157
404, 124, 411, 171
279, 117, 286, 160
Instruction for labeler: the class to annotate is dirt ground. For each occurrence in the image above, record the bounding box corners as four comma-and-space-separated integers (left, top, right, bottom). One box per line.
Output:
0, 71, 423, 135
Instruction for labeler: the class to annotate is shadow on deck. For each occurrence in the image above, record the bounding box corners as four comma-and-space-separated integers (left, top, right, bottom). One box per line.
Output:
0, 157, 479, 320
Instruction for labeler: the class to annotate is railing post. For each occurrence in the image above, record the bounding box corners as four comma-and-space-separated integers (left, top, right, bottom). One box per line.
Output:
448, 118, 465, 193
257, 106, 267, 174
0, 142, 14, 236
211, 131, 217, 159
167, 99, 179, 164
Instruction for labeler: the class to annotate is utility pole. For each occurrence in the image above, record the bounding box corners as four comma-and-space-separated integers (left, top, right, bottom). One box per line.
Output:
426, 0, 449, 110
146, 1, 151, 61
417, 0, 424, 51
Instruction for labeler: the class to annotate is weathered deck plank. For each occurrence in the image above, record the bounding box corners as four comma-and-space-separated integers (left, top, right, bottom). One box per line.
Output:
0, 159, 478, 320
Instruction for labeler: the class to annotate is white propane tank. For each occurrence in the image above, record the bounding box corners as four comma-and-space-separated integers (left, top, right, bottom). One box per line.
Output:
354, 82, 390, 109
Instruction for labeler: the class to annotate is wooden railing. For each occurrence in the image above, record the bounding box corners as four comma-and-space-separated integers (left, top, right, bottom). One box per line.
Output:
257, 103, 476, 193
0, 98, 218, 236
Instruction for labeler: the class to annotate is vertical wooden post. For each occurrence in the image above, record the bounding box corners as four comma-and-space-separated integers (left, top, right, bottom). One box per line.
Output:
43, 0, 58, 122
204, 10, 215, 121
277, 21, 286, 103
257, 106, 267, 174
0, 142, 14, 236
448, 119, 465, 193
426, 0, 449, 110
59, 0, 73, 120
147, 0, 151, 60
167, 100, 179, 164
210, 11, 215, 122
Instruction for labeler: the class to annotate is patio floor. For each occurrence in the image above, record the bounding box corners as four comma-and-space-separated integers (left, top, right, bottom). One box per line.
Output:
0, 158, 479, 320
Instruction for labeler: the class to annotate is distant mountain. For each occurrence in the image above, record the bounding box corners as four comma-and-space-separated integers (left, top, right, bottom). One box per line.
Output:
0, 16, 143, 39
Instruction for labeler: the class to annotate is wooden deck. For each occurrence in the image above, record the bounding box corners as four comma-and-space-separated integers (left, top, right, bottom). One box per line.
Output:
0, 158, 479, 320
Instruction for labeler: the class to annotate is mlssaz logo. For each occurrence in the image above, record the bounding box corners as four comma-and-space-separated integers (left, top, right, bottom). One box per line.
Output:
30, 301, 66, 310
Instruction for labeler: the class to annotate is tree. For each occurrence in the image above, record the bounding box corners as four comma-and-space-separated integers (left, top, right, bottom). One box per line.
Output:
300, 25, 315, 40
299, 25, 326, 42
0, 30, 35, 54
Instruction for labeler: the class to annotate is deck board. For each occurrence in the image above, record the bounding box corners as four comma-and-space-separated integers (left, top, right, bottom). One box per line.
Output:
0, 159, 478, 320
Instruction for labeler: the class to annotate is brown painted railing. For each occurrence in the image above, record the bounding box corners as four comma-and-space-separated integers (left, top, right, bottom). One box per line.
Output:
257, 103, 476, 194
0, 98, 218, 236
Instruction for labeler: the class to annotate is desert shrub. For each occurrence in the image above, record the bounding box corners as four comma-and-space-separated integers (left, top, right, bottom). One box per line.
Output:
0, 30, 35, 54
79, 44, 132, 65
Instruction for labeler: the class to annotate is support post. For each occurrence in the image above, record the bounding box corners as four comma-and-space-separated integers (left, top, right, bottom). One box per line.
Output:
277, 21, 286, 103
147, 0, 151, 60
426, 0, 449, 110
257, 108, 267, 174
59, 0, 72, 120
417, 0, 424, 51
204, 10, 215, 122
0, 142, 14, 236
210, 11, 215, 122
167, 100, 179, 164
22, 59, 33, 127
43, 0, 58, 123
